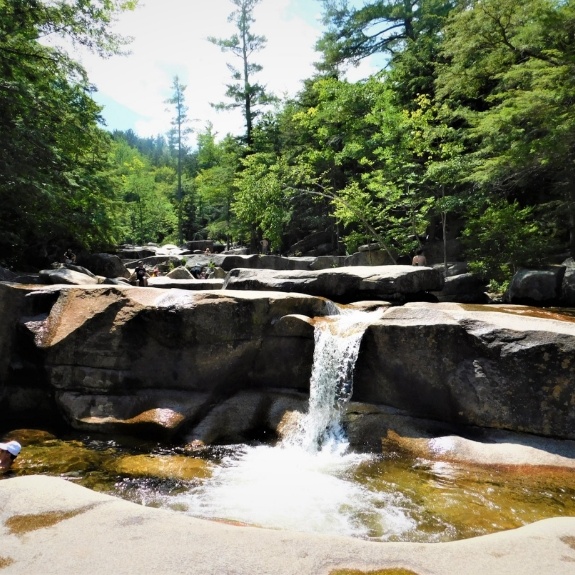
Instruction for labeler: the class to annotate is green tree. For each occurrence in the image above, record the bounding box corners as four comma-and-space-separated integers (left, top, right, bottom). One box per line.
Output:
317, 0, 454, 70
165, 75, 192, 245
462, 200, 549, 287
109, 139, 177, 244
436, 0, 575, 255
233, 153, 293, 252
0, 0, 137, 267
209, 0, 276, 147
195, 129, 242, 247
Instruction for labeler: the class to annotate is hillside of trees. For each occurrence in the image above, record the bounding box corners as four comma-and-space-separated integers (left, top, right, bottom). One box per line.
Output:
1, 0, 574, 289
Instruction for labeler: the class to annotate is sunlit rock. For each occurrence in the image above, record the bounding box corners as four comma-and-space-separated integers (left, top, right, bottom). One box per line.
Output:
166, 266, 193, 280
223, 265, 444, 303
39, 267, 99, 285
354, 302, 575, 439
106, 454, 213, 481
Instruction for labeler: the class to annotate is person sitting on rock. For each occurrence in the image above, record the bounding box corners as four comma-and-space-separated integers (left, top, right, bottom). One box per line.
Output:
412, 249, 427, 266
134, 261, 149, 286
0, 440, 21, 474
63, 249, 76, 265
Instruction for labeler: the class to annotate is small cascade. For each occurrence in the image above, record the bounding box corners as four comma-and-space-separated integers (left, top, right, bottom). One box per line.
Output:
284, 309, 383, 453
178, 306, 415, 539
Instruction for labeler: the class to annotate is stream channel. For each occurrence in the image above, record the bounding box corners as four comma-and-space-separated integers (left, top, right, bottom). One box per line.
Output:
4, 309, 575, 543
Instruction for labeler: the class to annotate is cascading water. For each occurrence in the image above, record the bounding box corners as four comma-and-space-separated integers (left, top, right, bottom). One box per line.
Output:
284, 310, 377, 453
176, 307, 416, 540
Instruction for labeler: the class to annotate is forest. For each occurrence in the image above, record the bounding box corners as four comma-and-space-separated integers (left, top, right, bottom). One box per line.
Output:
1, 0, 574, 289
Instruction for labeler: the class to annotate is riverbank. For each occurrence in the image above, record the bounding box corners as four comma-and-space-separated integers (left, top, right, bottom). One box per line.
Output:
1, 475, 574, 575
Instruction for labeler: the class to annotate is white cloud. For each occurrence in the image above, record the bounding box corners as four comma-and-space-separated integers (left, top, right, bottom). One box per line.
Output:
76, 0, 325, 146
75, 0, 380, 147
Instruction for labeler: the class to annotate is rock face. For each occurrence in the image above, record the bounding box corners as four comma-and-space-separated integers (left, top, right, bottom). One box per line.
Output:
353, 303, 575, 440
79, 253, 131, 279
2, 284, 575, 444
432, 272, 489, 303
223, 265, 444, 304
505, 267, 565, 305
3, 285, 325, 438
39, 267, 99, 285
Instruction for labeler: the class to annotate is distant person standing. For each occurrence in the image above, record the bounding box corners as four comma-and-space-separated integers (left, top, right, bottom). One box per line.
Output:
134, 261, 149, 286
260, 238, 270, 255
412, 249, 427, 266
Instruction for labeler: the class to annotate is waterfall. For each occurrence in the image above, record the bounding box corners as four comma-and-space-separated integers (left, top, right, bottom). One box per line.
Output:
284, 310, 381, 453
177, 306, 415, 540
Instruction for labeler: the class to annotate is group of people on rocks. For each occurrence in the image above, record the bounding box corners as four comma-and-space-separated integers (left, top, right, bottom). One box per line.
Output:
133, 260, 211, 285
133, 262, 166, 286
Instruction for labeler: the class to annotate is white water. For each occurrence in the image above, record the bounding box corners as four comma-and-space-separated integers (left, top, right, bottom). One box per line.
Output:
284, 310, 377, 453
174, 308, 416, 540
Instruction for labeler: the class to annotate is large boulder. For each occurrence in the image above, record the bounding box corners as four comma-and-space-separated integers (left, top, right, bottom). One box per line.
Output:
505, 267, 566, 305
117, 245, 156, 260
345, 249, 396, 266
0, 266, 17, 281
432, 272, 489, 303
353, 302, 575, 439
11, 286, 326, 435
166, 266, 193, 280
183, 254, 353, 273
560, 258, 575, 306
223, 265, 444, 303
3, 475, 575, 575
79, 253, 130, 279
38, 267, 99, 285
3, 283, 575, 443
147, 277, 224, 290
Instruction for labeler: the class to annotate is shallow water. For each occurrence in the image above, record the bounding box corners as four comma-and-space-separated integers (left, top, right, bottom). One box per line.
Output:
4, 428, 575, 543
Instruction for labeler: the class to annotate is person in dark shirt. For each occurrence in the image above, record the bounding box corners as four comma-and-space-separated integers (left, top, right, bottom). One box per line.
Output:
134, 261, 149, 286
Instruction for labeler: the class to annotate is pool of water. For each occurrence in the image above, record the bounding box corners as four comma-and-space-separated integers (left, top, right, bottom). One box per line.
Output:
4, 427, 575, 543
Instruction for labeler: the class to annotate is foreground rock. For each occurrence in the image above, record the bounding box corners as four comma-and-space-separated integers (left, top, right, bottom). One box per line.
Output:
38, 267, 99, 285
1, 475, 574, 575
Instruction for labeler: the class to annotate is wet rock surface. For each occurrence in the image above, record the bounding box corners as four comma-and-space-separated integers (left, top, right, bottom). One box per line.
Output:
2, 284, 575, 443
1, 475, 574, 575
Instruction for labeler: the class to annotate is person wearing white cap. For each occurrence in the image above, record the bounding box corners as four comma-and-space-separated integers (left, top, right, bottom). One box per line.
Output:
0, 440, 21, 473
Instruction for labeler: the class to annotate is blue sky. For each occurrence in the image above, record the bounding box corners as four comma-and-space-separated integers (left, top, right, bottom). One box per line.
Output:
78, 0, 376, 147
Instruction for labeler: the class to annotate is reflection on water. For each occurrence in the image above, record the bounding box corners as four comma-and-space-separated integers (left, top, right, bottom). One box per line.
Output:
4, 428, 575, 543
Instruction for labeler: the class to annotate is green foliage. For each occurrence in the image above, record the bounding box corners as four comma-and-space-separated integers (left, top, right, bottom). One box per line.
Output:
0, 0, 137, 267
462, 200, 550, 283
195, 131, 242, 245
108, 140, 177, 244
165, 75, 192, 245
233, 153, 293, 252
316, 0, 454, 72
437, 0, 575, 250
5, 0, 575, 273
